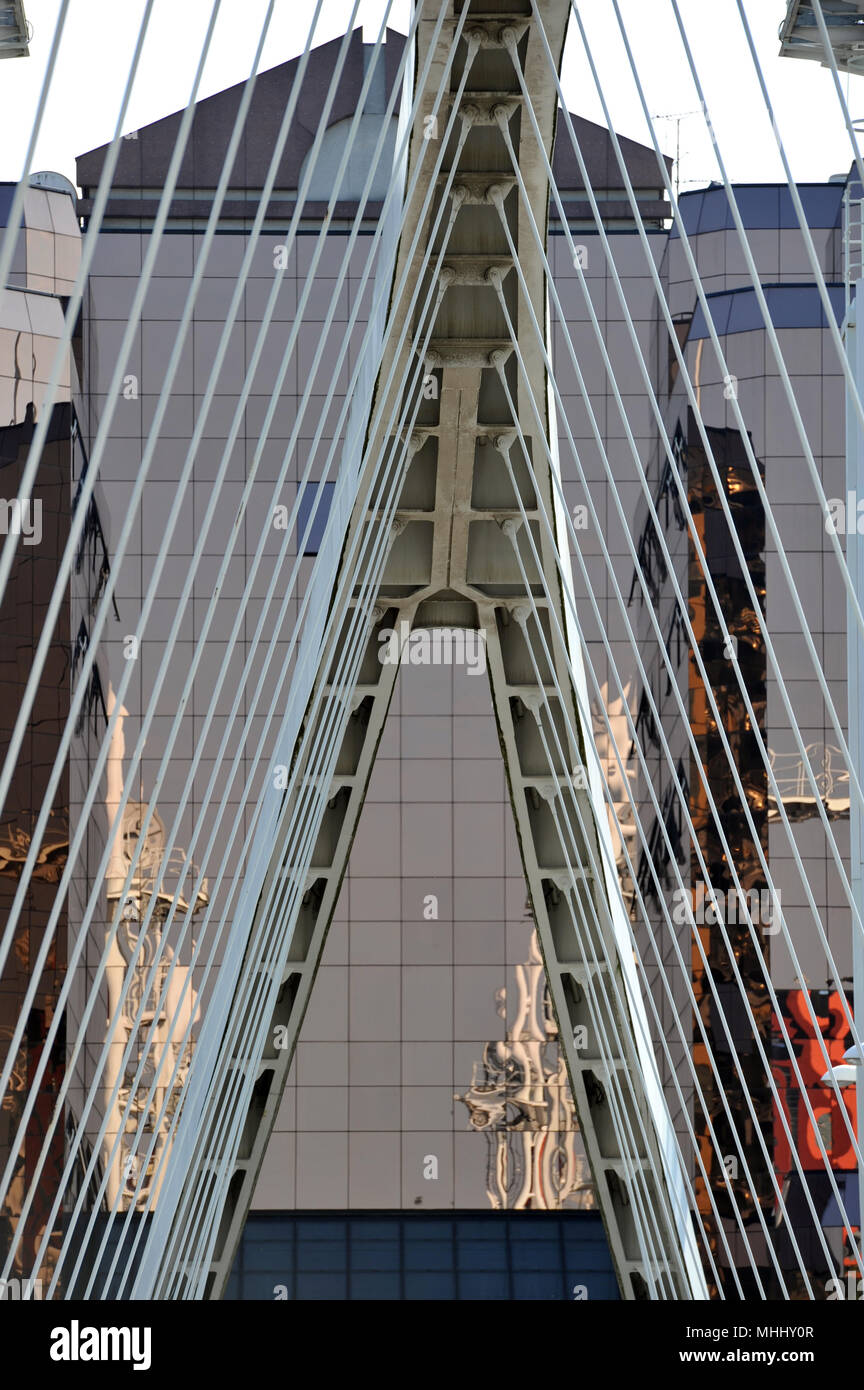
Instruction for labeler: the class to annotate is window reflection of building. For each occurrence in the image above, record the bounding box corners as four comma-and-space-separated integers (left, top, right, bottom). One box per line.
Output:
771, 989, 859, 1281
687, 420, 771, 1294
0, 404, 75, 1284
456, 929, 593, 1211
596, 684, 639, 886
0, 178, 81, 1282
102, 689, 208, 1212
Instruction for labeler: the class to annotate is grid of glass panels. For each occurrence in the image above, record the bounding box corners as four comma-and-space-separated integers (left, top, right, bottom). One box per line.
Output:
226, 1211, 619, 1301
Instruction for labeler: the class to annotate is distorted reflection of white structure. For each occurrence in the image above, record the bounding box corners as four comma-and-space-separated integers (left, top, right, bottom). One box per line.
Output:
595, 682, 639, 880
456, 929, 594, 1211
103, 686, 207, 1211
767, 743, 850, 821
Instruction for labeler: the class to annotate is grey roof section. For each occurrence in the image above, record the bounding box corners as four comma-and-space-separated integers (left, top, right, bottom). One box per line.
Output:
549, 110, 671, 225
77, 28, 398, 216
76, 27, 669, 227
551, 110, 670, 193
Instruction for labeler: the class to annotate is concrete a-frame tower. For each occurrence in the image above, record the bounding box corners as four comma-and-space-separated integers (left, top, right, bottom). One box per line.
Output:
140, 1, 706, 1302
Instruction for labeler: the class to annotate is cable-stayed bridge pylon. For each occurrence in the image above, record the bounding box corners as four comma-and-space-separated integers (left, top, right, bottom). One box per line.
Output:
132, 0, 706, 1302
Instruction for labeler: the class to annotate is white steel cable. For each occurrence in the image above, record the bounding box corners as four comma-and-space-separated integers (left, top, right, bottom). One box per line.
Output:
0, 0, 160, 870
0, 0, 170, 675
723, 0, 864, 485
619, 0, 864, 658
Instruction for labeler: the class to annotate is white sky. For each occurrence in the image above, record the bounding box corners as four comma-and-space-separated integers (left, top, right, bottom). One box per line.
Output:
1, 0, 861, 193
